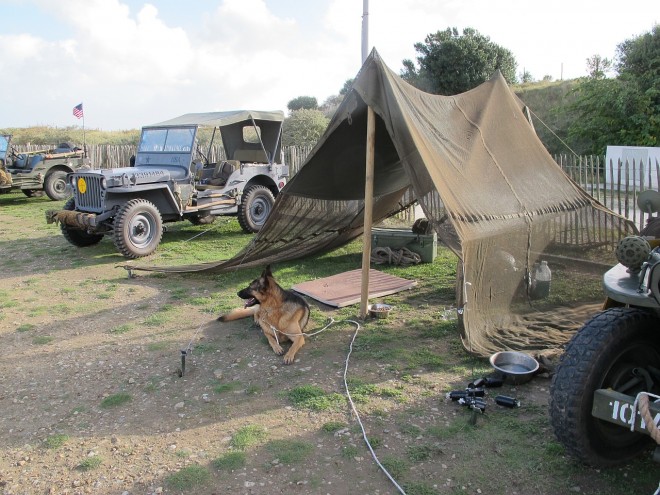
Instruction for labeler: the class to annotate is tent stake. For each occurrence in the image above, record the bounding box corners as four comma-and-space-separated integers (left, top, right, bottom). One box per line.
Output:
360, 106, 376, 319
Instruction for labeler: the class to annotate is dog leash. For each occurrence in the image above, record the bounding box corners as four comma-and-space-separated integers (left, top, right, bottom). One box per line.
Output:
261, 317, 338, 346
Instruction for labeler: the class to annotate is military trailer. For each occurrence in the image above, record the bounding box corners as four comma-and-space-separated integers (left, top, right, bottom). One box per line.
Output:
0, 137, 89, 200
47, 110, 288, 259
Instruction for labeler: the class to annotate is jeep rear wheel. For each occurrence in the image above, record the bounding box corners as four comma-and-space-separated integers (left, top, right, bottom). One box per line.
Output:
44, 170, 70, 201
237, 185, 275, 233
113, 199, 163, 258
549, 307, 660, 466
60, 198, 104, 247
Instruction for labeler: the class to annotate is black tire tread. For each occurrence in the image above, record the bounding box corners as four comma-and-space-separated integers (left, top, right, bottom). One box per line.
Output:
549, 307, 658, 466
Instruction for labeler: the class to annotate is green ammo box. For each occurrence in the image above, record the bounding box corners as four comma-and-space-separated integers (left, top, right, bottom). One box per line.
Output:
371, 227, 437, 263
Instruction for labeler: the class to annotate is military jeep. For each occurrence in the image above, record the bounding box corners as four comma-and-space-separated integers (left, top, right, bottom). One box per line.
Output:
550, 190, 660, 467
47, 110, 288, 259
0, 135, 89, 200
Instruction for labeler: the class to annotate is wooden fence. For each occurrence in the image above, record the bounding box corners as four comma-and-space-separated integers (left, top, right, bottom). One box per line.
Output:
15, 144, 659, 229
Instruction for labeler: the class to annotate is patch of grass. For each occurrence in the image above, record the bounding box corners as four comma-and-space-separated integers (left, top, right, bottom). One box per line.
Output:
407, 444, 442, 462
165, 464, 210, 490
380, 455, 409, 479
265, 439, 314, 464
16, 323, 35, 332
143, 313, 171, 327
146, 342, 169, 351
192, 343, 217, 353
43, 433, 69, 449
321, 421, 346, 433
32, 335, 53, 345
100, 393, 132, 408
379, 386, 406, 401
230, 425, 267, 451
76, 455, 102, 471
213, 451, 246, 471
245, 384, 260, 395
109, 324, 132, 334
341, 445, 360, 459
214, 381, 239, 394
401, 482, 438, 495
398, 423, 422, 437
287, 384, 345, 411
406, 348, 446, 371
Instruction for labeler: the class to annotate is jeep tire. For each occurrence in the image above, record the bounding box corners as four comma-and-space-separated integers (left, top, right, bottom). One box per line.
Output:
44, 170, 70, 201
549, 307, 660, 466
237, 185, 275, 233
60, 198, 104, 247
113, 198, 163, 258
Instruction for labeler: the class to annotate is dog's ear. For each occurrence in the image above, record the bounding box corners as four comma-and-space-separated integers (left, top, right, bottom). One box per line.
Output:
264, 265, 273, 278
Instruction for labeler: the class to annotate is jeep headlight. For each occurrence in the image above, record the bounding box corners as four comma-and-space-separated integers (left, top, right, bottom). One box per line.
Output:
69, 175, 77, 191
100, 177, 107, 190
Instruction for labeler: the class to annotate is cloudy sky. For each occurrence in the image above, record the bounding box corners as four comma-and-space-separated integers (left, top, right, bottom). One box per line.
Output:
0, 0, 656, 130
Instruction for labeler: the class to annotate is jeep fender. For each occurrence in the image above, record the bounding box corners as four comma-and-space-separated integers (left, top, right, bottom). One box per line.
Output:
104, 183, 182, 216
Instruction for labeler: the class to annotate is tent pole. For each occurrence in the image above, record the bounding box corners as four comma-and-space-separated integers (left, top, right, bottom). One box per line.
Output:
360, 106, 376, 319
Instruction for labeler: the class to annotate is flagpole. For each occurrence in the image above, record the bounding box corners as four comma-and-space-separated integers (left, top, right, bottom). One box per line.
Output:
81, 102, 86, 157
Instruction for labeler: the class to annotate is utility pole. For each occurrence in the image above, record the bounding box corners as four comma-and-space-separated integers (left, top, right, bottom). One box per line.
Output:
361, 0, 369, 63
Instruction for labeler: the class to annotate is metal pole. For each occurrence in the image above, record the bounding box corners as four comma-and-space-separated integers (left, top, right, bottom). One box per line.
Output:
360, 106, 376, 319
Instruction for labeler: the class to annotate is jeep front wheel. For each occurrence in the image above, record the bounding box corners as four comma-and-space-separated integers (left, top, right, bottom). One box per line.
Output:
44, 170, 70, 201
549, 307, 660, 466
237, 185, 275, 233
60, 197, 104, 247
113, 199, 163, 258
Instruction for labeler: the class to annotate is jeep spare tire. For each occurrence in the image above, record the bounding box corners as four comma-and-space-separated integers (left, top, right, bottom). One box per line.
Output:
238, 185, 275, 233
44, 170, 70, 201
60, 197, 104, 247
113, 198, 163, 258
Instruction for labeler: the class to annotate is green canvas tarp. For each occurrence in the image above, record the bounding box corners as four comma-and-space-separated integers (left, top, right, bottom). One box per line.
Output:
128, 49, 634, 356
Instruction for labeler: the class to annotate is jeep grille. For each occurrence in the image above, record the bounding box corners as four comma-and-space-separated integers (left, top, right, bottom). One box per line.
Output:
74, 174, 104, 213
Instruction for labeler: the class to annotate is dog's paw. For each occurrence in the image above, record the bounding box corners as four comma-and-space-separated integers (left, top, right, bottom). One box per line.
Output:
283, 352, 296, 365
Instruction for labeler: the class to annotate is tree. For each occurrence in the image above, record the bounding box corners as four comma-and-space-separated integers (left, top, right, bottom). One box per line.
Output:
520, 70, 534, 84
566, 26, 659, 152
401, 27, 517, 95
282, 109, 329, 147
287, 96, 318, 112
585, 54, 612, 79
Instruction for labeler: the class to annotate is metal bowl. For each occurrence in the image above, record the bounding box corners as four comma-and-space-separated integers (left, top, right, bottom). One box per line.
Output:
368, 303, 393, 319
489, 351, 539, 385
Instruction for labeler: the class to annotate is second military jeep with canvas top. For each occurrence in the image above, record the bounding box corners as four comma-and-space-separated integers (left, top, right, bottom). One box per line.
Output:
47, 110, 288, 258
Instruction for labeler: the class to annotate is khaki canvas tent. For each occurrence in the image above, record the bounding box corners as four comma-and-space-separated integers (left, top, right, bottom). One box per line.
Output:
129, 50, 635, 357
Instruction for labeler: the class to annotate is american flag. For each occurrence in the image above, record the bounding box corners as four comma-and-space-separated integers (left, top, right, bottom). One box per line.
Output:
73, 103, 84, 119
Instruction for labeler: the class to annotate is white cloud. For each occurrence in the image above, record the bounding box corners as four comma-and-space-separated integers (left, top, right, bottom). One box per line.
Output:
0, 0, 656, 129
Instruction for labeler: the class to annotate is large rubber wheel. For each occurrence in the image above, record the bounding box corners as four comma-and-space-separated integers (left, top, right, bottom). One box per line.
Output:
60, 198, 104, 247
188, 213, 216, 226
44, 170, 70, 201
237, 185, 275, 233
23, 189, 45, 198
113, 199, 163, 258
549, 307, 660, 466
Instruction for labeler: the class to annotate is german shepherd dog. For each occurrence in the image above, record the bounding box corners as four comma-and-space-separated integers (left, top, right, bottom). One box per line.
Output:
218, 265, 310, 364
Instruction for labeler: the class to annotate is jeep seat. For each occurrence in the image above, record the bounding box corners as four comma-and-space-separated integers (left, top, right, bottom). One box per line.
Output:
196, 160, 238, 190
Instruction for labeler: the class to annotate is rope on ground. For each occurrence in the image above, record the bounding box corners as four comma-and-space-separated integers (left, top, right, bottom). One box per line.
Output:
371, 246, 421, 265
342, 319, 407, 495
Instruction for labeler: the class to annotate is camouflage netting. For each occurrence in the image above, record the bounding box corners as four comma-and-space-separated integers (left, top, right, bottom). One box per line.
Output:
127, 50, 636, 357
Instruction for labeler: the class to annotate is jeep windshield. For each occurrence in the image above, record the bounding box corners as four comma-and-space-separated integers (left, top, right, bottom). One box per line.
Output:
138, 127, 195, 152
134, 125, 197, 169
0, 135, 9, 162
